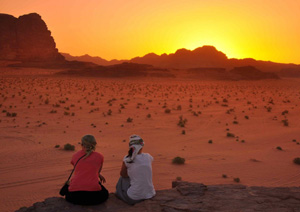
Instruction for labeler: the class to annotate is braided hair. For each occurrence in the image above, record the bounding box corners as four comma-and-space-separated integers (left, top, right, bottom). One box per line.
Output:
81, 135, 97, 158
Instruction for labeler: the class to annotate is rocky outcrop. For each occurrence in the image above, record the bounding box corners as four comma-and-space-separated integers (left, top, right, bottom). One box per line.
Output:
58, 62, 175, 78
16, 181, 300, 212
0, 13, 64, 62
131, 46, 228, 69
61, 53, 126, 66
229, 66, 279, 80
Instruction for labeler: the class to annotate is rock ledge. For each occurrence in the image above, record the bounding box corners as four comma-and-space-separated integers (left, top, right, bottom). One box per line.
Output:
17, 181, 300, 212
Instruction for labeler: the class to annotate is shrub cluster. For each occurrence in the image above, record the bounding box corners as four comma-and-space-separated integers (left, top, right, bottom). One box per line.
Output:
172, 156, 185, 164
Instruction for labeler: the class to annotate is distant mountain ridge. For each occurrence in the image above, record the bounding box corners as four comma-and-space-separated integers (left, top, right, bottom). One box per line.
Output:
61, 46, 300, 73
1, 12, 299, 76
61, 53, 126, 66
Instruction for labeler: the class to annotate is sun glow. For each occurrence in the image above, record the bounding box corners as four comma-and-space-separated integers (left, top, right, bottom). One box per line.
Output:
1, 0, 300, 63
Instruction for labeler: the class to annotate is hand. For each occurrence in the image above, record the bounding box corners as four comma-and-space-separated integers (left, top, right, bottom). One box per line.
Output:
99, 174, 106, 184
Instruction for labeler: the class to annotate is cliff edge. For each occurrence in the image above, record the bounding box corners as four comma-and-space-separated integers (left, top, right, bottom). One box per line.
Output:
0, 13, 64, 62
16, 181, 300, 212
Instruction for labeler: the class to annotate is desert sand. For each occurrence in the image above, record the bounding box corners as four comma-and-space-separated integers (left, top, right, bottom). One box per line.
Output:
0, 67, 299, 212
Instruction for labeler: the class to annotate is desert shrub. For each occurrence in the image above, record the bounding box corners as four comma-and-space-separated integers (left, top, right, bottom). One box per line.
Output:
64, 111, 70, 116
64, 143, 75, 151
293, 157, 300, 165
192, 111, 198, 116
281, 119, 289, 126
233, 121, 238, 124
241, 140, 245, 143
172, 156, 185, 164
234, 178, 240, 183
147, 114, 151, 118
181, 130, 185, 135
176, 176, 182, 181
222, 174, 227, 178
127, 117, 133, 123
54, 145, 60, 148
178, 116, 187, 127
227, 132, 235, 137
107, 109, 112, 116
281, 110, 289, 115
165, 108, 171, 113
276, 146, 282, 151
266, 106, 272, 112
208, 140, 213, 144
244, 115, 249, 119
177, 105, 182, 110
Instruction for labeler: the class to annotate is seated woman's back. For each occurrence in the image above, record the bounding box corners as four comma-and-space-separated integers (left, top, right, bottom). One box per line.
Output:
69, 150, 103, 192
126, 153, 155, 200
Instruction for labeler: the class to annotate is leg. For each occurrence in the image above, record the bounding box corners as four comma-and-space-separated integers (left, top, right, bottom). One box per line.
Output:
65, 188, 109, 205
115, 177, 142, 205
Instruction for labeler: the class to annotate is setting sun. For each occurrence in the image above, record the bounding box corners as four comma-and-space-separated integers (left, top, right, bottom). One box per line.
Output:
1, 0, 300, 63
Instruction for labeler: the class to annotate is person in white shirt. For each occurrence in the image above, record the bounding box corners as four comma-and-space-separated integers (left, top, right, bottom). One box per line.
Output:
115, 134, 156, 205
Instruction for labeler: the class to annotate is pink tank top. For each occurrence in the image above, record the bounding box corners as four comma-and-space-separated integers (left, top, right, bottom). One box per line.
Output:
68, 150, 104, 192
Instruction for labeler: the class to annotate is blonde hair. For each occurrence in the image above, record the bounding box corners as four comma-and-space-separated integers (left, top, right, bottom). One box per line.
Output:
81, 135, 97, 158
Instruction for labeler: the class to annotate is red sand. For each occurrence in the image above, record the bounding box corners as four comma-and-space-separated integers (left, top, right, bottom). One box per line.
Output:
0, 67, 299, 212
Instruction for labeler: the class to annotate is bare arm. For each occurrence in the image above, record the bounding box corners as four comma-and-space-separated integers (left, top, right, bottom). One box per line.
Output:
98, 161, 106, 183
120, 161, 129, 178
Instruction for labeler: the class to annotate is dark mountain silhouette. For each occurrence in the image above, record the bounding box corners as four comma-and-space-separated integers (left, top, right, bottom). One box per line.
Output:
131, 46, 228, 69
61, 53, 125, 66
278, 68, 300, 78
1, 12, 299, 78
229, 66, 279, 80
63, 46, 300, 74
58, 62, 175, 78
0, 13, 64, 62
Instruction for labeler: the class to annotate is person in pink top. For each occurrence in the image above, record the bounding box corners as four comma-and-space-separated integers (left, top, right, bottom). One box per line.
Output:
65, 135, 109, 205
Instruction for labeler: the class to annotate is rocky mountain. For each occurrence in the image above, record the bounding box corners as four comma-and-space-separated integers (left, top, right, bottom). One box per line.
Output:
131, 46, 228, 69
58, 62, 175, 78
0, 13, 64, 62
1, 12, 299, 76
229, 66, 280, 80
16, 181, 300, 212
61, 53, 125, 66
63, 45, 300, 73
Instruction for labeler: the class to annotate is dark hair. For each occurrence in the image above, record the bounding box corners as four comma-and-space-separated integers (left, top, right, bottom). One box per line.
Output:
126, 147, 134, 163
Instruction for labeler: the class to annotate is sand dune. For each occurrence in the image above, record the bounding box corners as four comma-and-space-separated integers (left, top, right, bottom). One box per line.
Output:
0, 67, 299, 212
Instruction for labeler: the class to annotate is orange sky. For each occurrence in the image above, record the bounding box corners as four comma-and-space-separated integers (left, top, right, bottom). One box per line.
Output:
1, 0, 300, 64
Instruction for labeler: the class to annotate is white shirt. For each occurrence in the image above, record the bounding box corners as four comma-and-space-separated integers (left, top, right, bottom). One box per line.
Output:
124, 153, 156, 200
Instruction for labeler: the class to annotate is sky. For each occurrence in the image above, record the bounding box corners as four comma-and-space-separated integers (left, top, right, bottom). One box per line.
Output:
1, 0, 300, 64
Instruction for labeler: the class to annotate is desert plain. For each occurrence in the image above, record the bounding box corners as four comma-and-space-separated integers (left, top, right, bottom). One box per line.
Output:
0, 67, 299, 212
